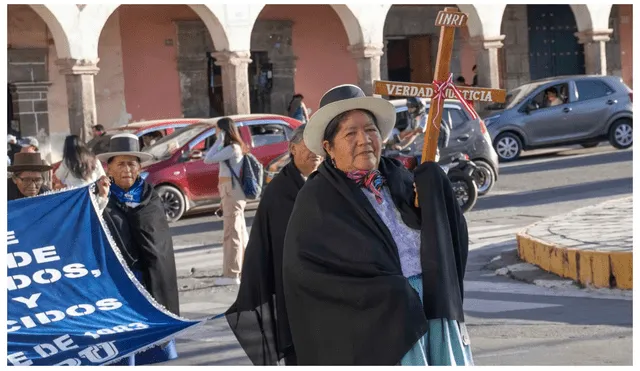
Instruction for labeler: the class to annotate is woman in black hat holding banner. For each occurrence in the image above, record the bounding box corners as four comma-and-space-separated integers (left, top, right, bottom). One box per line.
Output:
94, 133, 180, 365
282, 85, 473, 365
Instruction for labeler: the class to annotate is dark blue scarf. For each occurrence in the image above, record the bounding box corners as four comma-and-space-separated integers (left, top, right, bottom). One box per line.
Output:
110, 177, 144, 208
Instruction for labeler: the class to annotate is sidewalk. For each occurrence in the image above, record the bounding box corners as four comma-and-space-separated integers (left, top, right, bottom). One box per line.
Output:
516, 196, 633, 289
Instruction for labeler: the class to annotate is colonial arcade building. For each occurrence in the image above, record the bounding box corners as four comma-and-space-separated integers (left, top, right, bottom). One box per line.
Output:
8, 4, 632, 162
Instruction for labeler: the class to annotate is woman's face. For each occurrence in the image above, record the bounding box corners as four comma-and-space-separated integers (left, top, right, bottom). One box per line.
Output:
323, 110, 382, 172
107, 155, 141, 190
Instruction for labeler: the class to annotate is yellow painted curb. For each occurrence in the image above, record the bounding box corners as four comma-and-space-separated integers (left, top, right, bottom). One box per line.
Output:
516, 232, 633, 290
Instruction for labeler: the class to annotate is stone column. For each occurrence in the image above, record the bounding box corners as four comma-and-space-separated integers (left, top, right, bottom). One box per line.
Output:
270, 56, 297, 115
472, 35, 505, 89
575, 30, 613, 76
380, 40, 389, 81
212, 51, 252, 115
57, 59, 99, 143
348, 43, 384, 96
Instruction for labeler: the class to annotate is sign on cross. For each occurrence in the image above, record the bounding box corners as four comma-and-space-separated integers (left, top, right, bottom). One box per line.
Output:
374, 7, 506, 164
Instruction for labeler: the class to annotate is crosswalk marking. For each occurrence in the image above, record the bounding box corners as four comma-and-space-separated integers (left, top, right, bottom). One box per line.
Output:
467, 224, 509, 233
172, 224, 526, 271
471, 227, 524, 240
467, 223, 525, 250
464, 298, 562, 313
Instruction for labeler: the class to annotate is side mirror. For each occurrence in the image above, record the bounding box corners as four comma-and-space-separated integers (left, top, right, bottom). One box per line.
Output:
190, 150, 203, 160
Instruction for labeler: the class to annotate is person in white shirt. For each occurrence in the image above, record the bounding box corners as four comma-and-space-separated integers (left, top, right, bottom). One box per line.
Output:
55, 135, 108, 210
545, 87, 563, 107
204, 117, 250, 286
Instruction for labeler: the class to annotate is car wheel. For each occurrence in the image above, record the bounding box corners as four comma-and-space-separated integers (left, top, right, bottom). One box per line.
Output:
494, 132, 522, 162
472, 160, 496, 196
580, 142, 599, 148
608, 119, 633, 149
156, 185, 186, 223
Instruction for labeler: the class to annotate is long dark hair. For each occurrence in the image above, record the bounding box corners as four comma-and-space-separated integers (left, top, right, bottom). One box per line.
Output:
217, 117, 248, 154
62, 135, 97, 180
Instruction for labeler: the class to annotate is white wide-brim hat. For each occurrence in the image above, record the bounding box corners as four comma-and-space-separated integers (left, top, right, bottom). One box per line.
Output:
304, 84, 396, 156
96, 133, 153, 163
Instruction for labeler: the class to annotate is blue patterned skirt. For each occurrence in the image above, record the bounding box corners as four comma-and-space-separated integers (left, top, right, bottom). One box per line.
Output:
400, 275, 474, 366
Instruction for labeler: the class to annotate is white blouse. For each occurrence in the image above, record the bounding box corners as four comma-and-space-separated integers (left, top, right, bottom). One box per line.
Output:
362, 186, 423, 278
55, 158, 106, 188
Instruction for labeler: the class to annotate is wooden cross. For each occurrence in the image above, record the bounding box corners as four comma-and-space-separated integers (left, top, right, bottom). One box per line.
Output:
374, 7, 506, 164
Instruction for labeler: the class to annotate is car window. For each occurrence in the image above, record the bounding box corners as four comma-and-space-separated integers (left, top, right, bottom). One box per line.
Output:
140, 130, 165, 149
143, 124, 209, 159
447, 108, 467, 129
575, 80, 614, 101
528, 83, 570, 111
249, 123, 288, 147
395, 109, 410, 128
504, 82, 547, 110
188, 128, 217, 153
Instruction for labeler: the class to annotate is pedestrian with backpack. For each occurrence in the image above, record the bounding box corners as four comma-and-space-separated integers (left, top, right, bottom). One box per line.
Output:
204, 117, 253, 286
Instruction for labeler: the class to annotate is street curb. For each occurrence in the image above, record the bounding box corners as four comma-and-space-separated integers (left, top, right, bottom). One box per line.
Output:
516, 231, 633, 290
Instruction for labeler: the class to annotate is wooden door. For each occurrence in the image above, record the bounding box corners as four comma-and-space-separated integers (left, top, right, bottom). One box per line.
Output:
409, 36, 433, 83
527, 5, 585, 80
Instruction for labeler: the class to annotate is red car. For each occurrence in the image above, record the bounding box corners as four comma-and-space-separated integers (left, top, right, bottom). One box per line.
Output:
140, 114, 302, 222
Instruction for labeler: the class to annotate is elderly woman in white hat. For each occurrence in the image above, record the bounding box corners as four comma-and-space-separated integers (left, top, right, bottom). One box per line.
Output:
94, 133, 180, 365
282, 85, 472, 365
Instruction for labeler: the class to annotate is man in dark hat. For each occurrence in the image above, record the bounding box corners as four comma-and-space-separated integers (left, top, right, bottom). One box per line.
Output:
8, 152, 52, 201
93, 133, 180, 365
225, 124, 322, 366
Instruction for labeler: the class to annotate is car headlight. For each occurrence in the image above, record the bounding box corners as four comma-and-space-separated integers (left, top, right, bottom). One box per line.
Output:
140, 171, 149, 180
484, 115, 501, 127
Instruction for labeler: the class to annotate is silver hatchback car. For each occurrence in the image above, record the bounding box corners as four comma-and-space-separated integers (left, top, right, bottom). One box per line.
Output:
483, 75, 633, 161
391, 98, 500, 195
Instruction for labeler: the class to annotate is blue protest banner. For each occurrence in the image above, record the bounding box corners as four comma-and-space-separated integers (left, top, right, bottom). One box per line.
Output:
7, 186, 203, 366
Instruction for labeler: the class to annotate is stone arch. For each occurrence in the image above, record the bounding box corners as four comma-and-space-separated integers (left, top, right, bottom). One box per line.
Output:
378, 4, 484, 38
569, 4, 593, 32
249, 5, 361, 112
380, 4, 481, 84
87, 4, 230, 56
457, 4, 484, 38
27, 4, 72, 58
331, 5, 364, 46
250, 4, 363, 46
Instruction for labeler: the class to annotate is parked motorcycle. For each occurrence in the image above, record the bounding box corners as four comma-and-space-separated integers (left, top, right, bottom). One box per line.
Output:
383, 148, 478, 213
438, 153, 478, 213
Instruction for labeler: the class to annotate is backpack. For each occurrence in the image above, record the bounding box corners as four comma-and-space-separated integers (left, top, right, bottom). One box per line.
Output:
226, 153, 264, 200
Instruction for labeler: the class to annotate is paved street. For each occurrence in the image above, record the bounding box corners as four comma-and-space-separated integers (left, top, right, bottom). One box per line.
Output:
167, 144, 633, 366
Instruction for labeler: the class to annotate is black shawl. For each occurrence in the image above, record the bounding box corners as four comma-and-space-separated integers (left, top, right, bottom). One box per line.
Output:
225, 161, 305, 365
282, 157, 468, 365
102, 181, 180, 315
